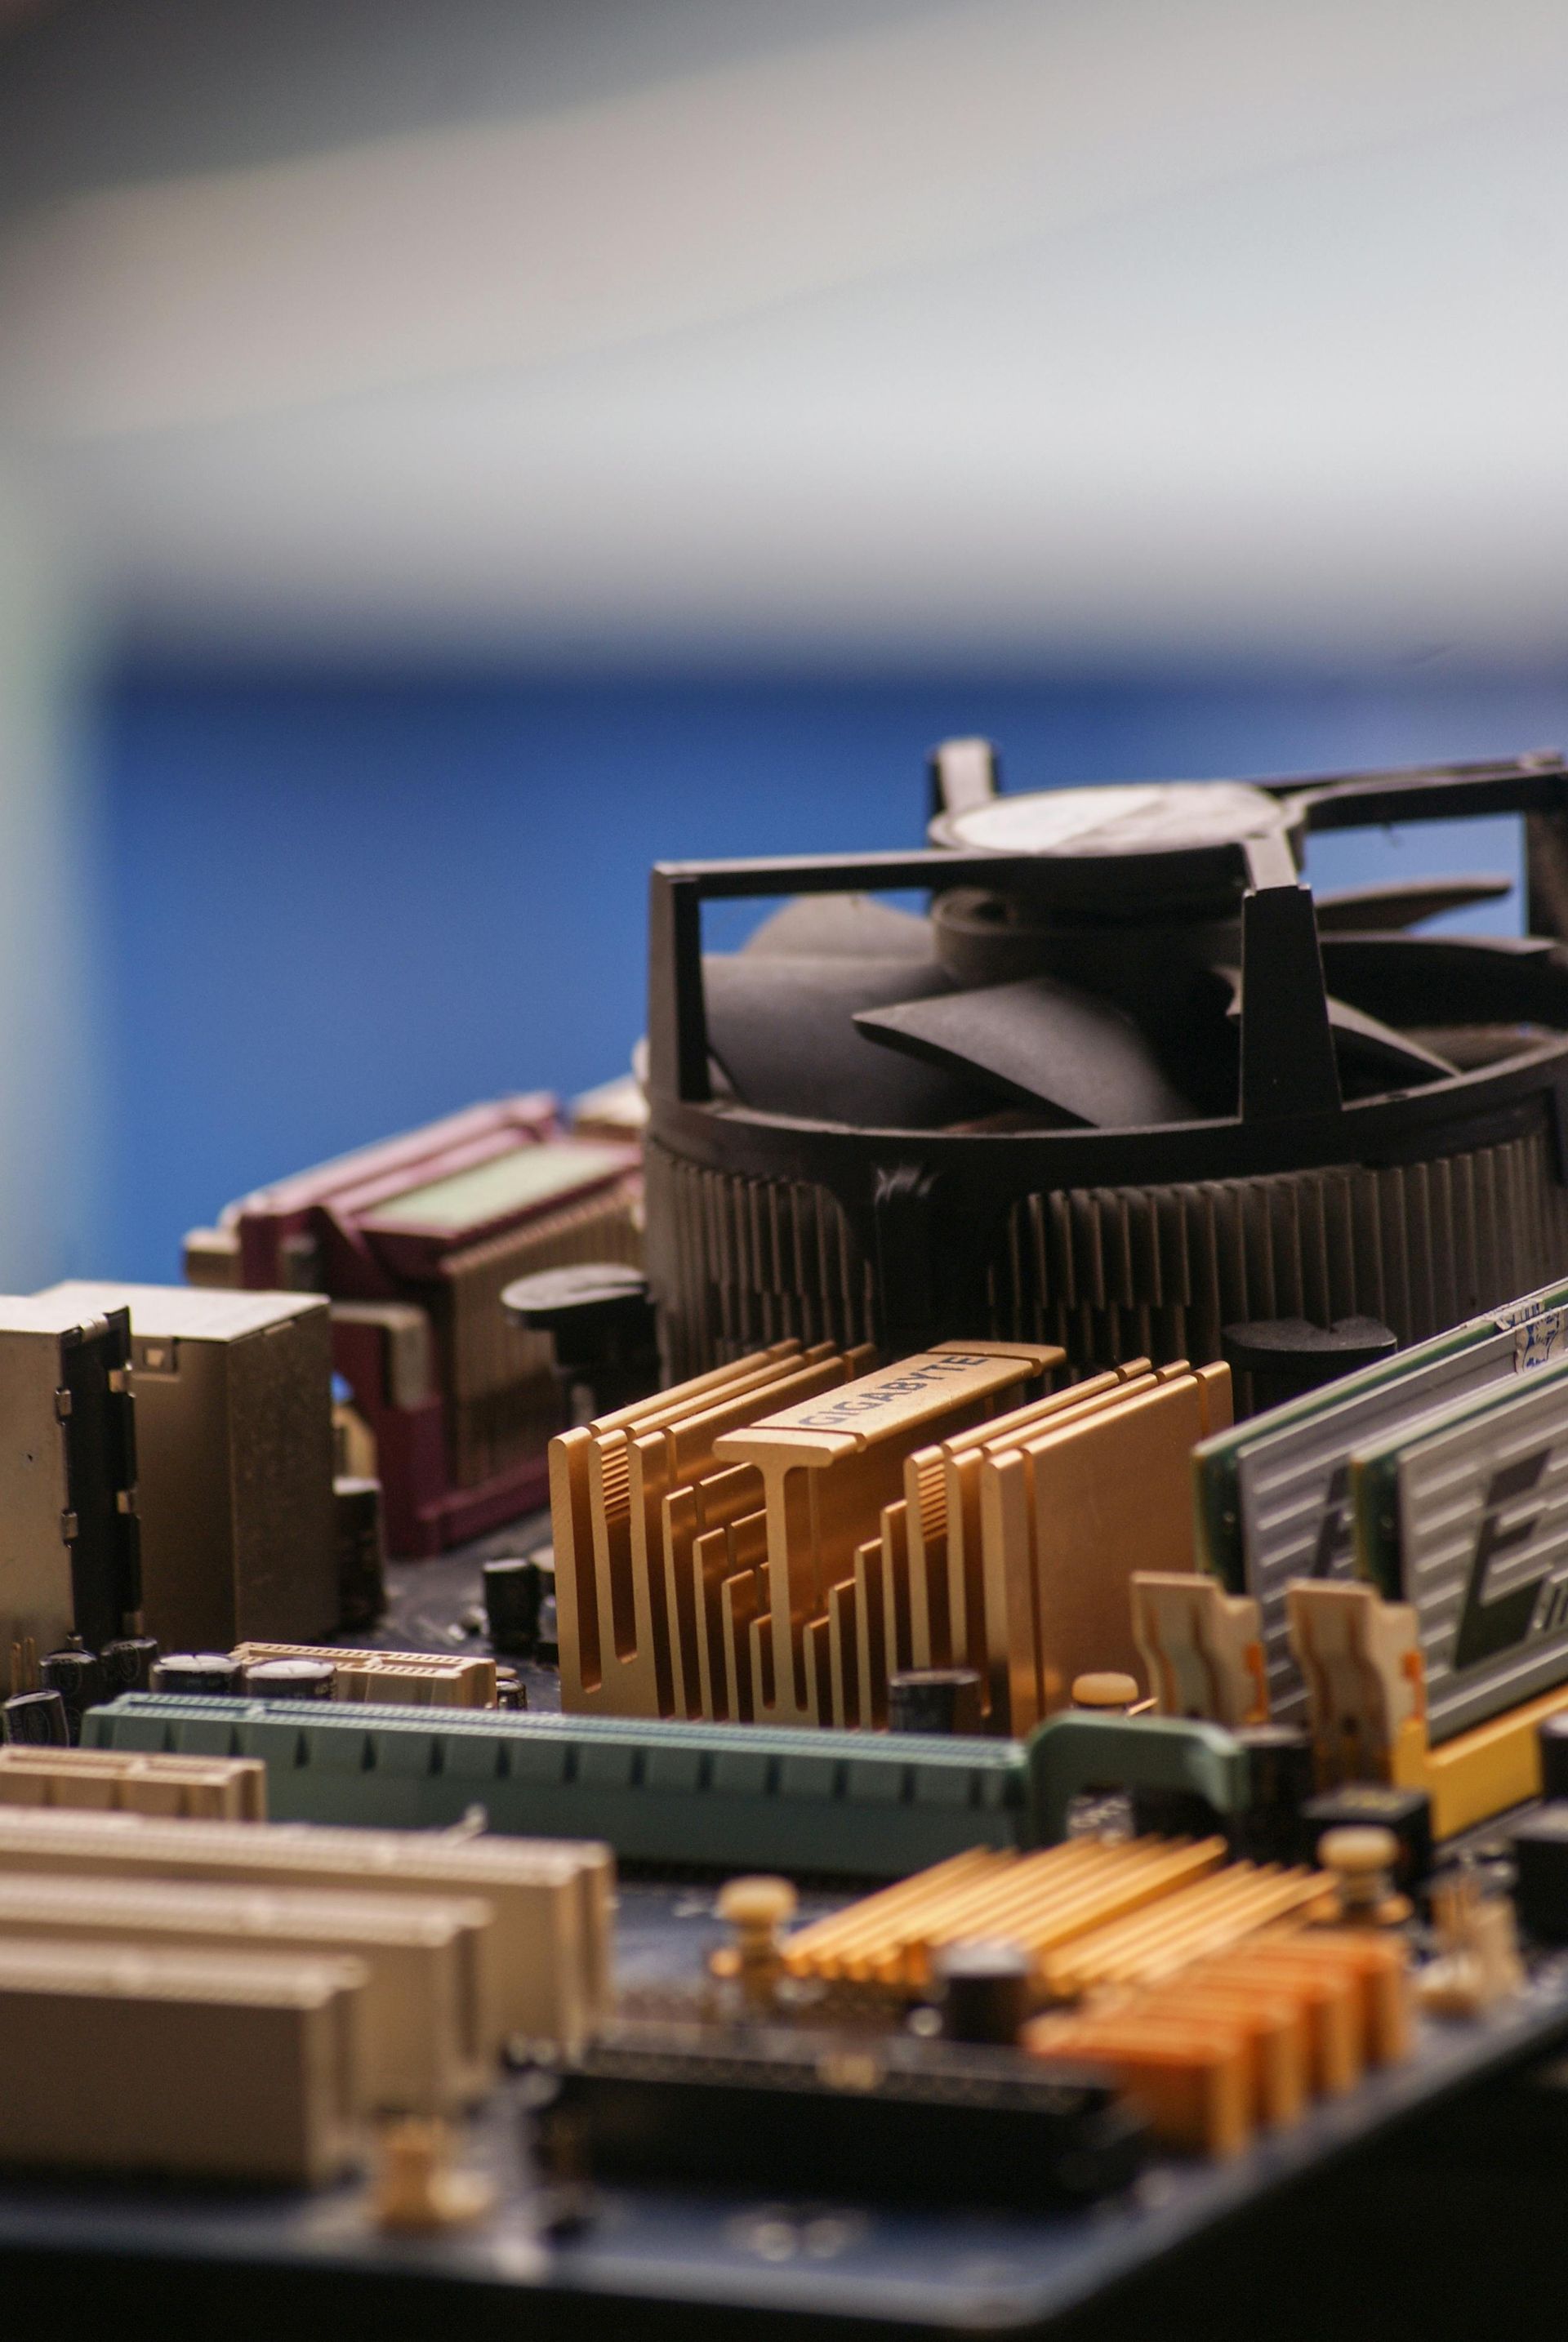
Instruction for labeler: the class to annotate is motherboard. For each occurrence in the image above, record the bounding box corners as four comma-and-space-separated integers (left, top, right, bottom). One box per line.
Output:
8, 751, 1568, 2337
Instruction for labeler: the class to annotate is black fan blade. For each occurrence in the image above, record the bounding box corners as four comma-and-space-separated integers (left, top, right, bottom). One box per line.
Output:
1317, 932, 1568, 1030
1323, 998, 1456, 1083
854, 974, 1200, 1125
742, 895, 933, 960
1211, 962, 1456, 1088
1313, 875, 1512, 932
705, 953, 988, 1126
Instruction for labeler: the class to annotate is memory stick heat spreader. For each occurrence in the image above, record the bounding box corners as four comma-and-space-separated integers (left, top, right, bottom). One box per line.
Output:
1351, 1351, 1568, 1742
1193, 1277, 1568, 1722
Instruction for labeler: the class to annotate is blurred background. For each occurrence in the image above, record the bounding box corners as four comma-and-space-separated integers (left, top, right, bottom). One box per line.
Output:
2, 0, 1566, 1286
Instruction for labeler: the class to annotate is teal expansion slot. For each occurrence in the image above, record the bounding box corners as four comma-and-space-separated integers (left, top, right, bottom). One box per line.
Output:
84, 1695, 1029, 1876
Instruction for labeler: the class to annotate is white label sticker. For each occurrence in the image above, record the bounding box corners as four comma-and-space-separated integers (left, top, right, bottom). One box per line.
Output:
1515, 1310, 1568, 1371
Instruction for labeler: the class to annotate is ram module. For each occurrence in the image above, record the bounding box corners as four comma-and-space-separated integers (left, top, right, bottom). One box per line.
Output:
1194, 1279, 1568, 1721
1351, 1352, 1568, 1741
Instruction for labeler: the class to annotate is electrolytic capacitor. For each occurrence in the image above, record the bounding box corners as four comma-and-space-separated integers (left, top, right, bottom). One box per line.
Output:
1227, 1724, 1318, 1865
1302, 1783, 1432, 1894
100, 1637, 159, 1694
39, 1641, 105, 1744
1540, 1712, 1568, 1804
501, 1264, 659, 1419
934, 1939, 1033, 2046
888, 1667, 982, 1735
2, 1690, 70, 1746
534, 1594, 560, 1667
334, 1476, 387, 1633
483, 1558, 545, 1655
150, 1653, 244, 1697
243, 1657, 336, 1700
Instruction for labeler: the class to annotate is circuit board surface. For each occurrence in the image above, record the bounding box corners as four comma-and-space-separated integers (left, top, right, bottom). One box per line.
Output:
0, 1518, 1561, 2339
0, 1863, 1565, 2337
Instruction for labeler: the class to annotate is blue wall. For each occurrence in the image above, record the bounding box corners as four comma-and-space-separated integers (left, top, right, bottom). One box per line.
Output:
97, 662, 1561, 1280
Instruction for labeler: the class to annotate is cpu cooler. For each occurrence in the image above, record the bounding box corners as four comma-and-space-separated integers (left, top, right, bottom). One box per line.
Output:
643, 750, 1568, 1403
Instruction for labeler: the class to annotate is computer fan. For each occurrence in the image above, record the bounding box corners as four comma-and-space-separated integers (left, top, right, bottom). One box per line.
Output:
642, 750, 1568, 1404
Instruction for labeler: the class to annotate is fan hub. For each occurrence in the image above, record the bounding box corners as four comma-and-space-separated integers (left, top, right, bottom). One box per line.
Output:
930, 778, 1294, 861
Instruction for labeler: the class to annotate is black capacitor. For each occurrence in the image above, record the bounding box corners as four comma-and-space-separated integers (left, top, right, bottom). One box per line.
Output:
1226, 1723, 1317, 1865
1130, 1785, 1223, 1841
100, 1636, 158, 1694
935, 1939, 1032, 2046
2, 1690, 69, 1746
1222, 1316, 1397, 1411
150, 1653, 244, 1697
501, 1264, 660, 1418
334, 1475, 387, 1632
535, 1593, 560, 1667
243, 1657, 336, 1701
495, 1667, 528, 1712
888, 1667, 982, 1736
39, 1642, 105, 1745
1302, 1783, 1433, 1890
483, 1557, 545, 1655
1512, 1804, 1568, 1939
1539, 1713, 1568, 1804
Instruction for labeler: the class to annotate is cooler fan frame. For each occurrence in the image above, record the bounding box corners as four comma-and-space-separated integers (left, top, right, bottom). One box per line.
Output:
644, 755, 1568, 1379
